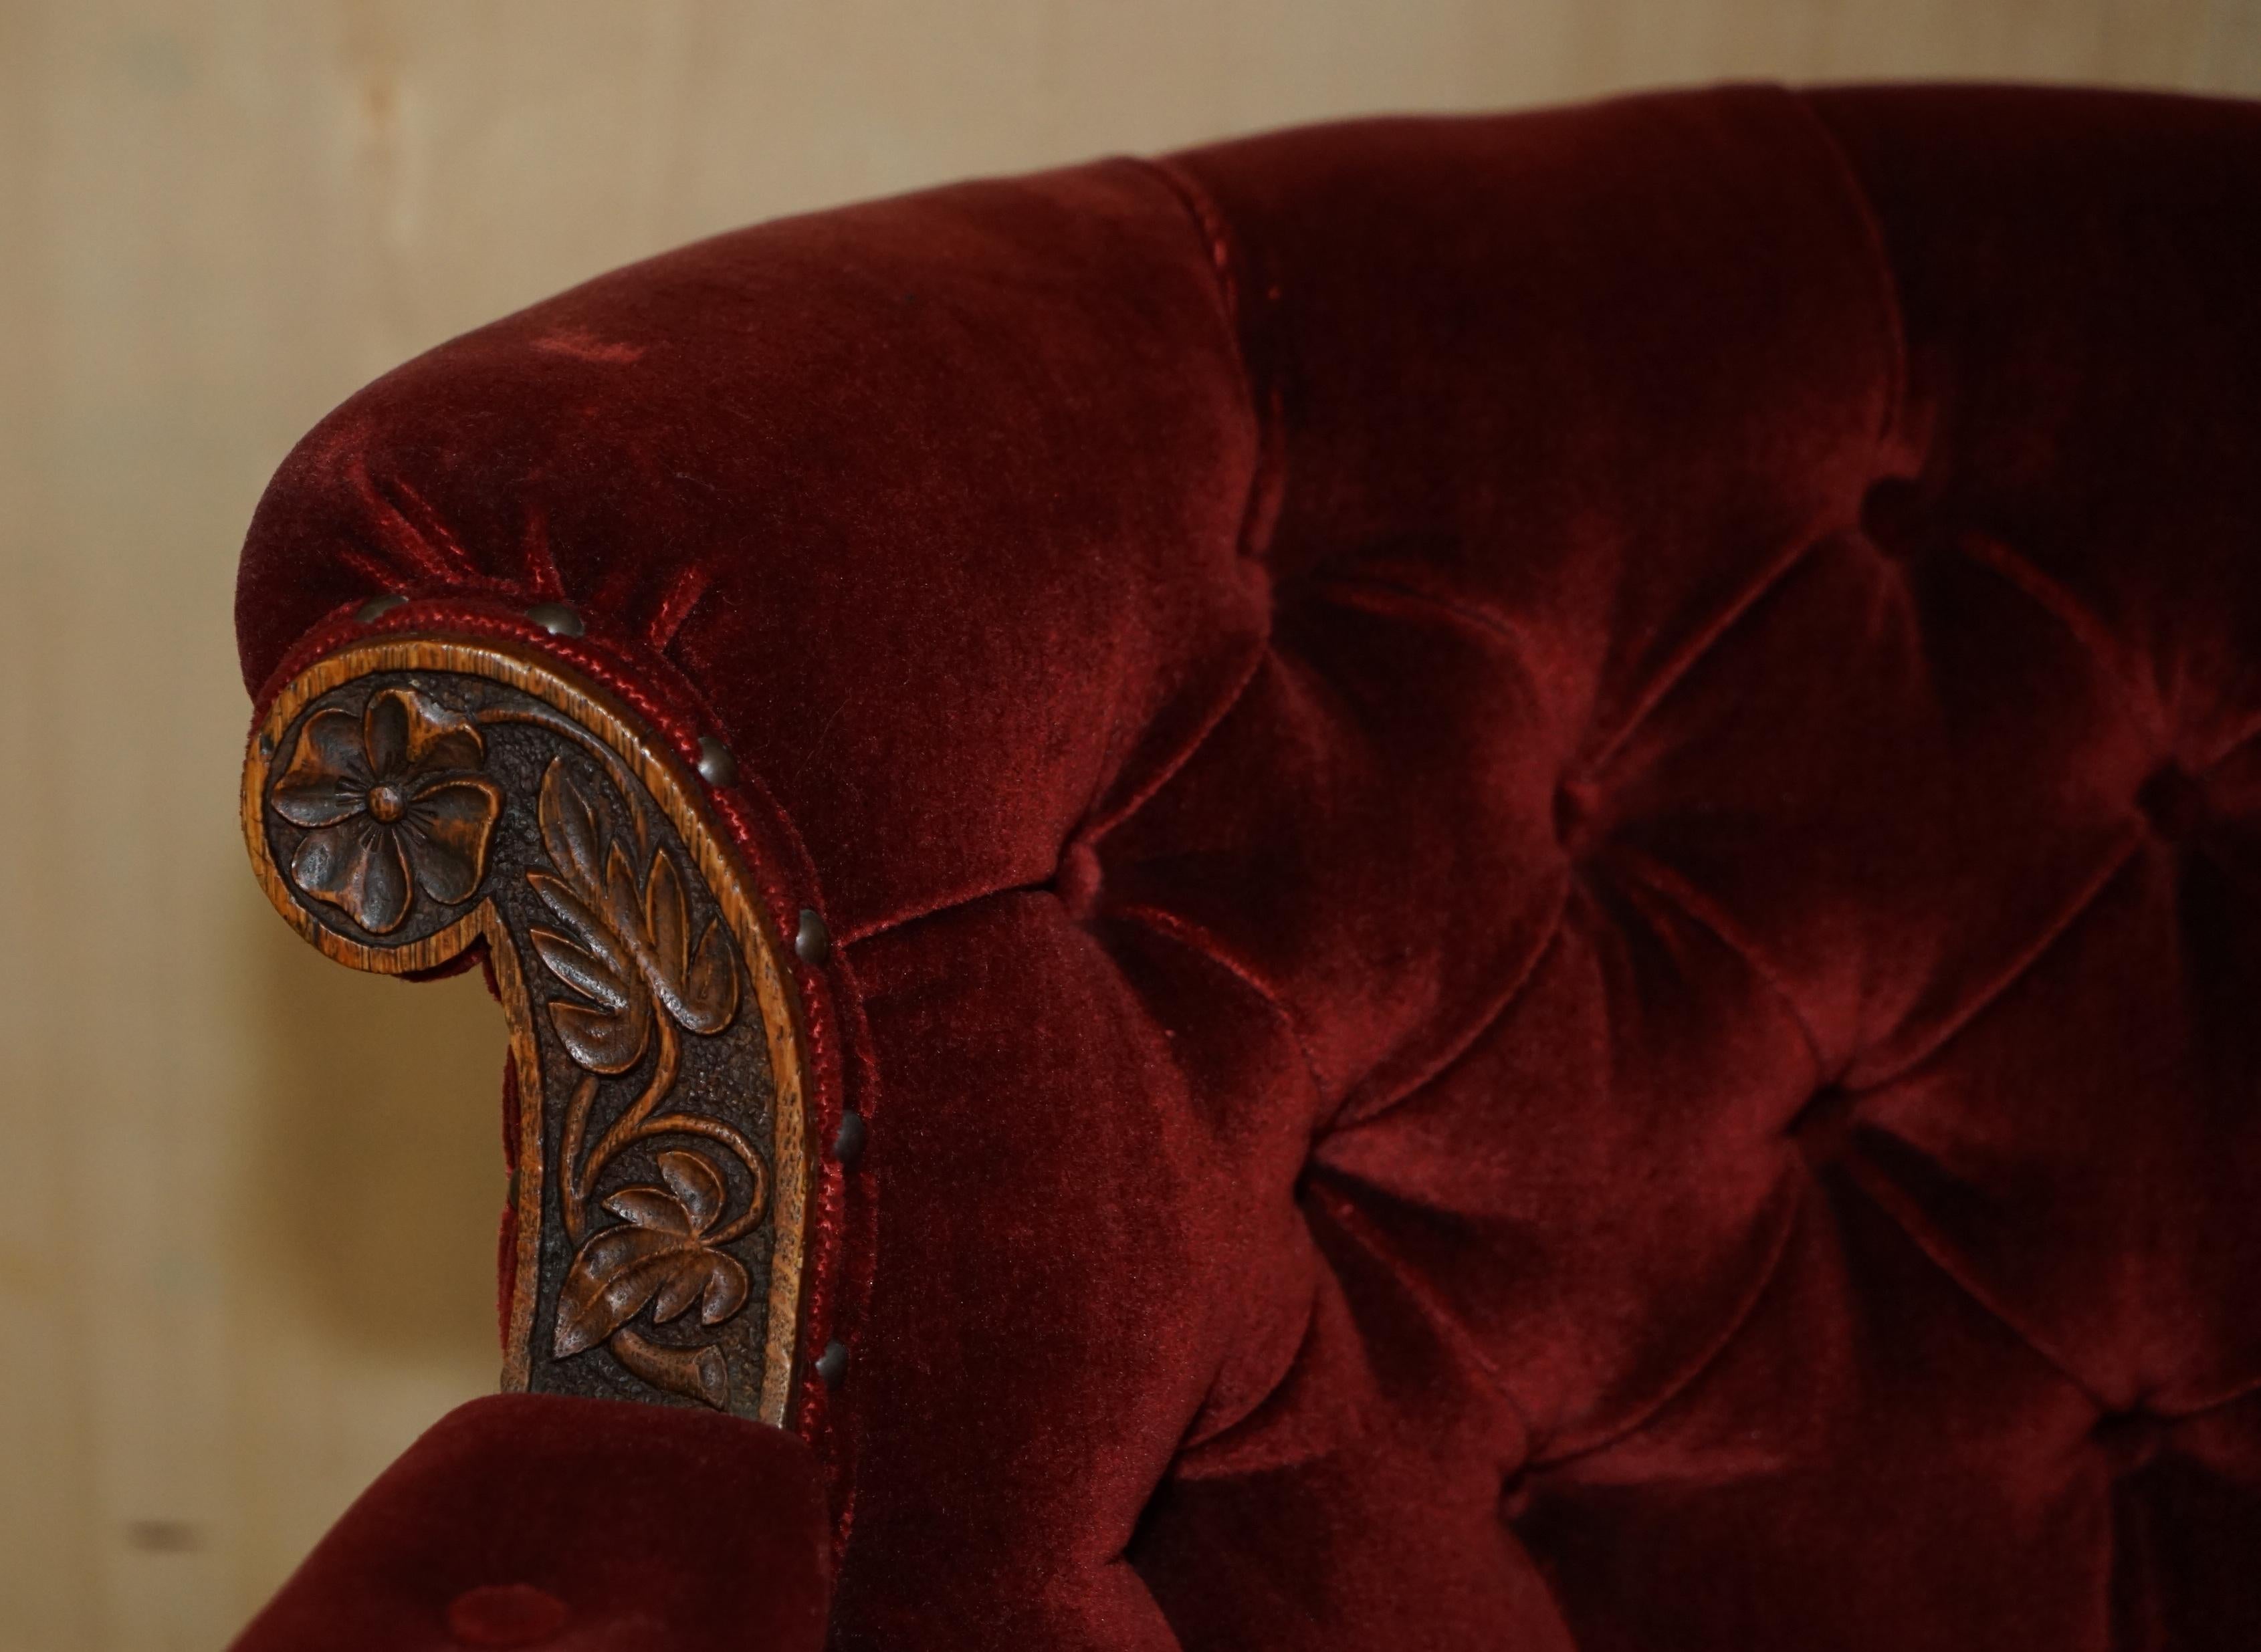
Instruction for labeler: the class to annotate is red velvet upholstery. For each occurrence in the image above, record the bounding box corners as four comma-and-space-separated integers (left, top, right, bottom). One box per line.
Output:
231, 1396, 830, 1650
235, 85, 2261, 1647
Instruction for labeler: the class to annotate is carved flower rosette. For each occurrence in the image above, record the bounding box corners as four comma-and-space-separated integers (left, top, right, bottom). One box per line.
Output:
243, 643, 810, 1423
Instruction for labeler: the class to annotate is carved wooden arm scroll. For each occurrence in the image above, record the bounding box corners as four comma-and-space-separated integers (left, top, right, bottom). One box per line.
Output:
242, 638, 811, 1423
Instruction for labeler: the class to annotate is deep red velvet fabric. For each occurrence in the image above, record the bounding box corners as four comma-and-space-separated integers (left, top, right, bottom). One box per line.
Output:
235, 86, 2261, 1647
231, 1396, 829, 1650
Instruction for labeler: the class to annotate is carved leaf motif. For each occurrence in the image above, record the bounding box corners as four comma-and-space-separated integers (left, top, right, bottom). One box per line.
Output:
531, 759, 737, 1056
643, 851, 738, 1034
552, 1151, 752, 1358
605, 842, 642, 931
527, 761, 755, 1393
538, 755, 609, 896
529, 868, 653, 1072
659, 1148, 724, 1231
552, 1227, 711, 1355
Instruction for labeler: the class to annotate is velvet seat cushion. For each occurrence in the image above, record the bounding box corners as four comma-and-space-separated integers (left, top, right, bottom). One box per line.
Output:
237, 84, 2261, 1647
232, 1397, 831, 1651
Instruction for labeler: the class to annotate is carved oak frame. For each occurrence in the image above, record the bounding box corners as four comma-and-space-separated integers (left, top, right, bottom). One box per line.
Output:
242, 636, 811, 1425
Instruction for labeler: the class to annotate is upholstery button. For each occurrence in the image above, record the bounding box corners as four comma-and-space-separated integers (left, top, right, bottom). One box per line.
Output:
1553, 780, 1599, 856
1789, 1083, 1857, 1162
2093, 1409, 2169, 1473
2138, 763, 2210, 841
1054, 839, 1103, 919
446, 1583, 570, 1647
355, 593, 407, 623
1858, 475, 1928, 558
1497, 1470, 1534, 1522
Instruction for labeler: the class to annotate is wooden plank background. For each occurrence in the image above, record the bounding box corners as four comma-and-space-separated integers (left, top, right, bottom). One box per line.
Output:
3, 3, 2257, 1646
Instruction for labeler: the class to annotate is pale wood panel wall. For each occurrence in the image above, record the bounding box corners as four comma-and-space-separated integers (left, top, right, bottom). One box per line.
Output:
3, 3, 2257, 1647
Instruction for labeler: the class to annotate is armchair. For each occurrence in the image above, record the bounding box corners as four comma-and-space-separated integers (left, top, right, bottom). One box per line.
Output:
233, 84, 2261, 1648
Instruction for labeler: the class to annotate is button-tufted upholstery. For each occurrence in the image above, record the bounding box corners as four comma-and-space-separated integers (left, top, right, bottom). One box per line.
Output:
235, 84, 2261, 1649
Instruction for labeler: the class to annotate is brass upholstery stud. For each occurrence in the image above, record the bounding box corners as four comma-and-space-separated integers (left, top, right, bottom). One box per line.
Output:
795, 907, 831, 965
524, 600, 585, 637
815, 1340, 849, 1388
695, 735, 738, 787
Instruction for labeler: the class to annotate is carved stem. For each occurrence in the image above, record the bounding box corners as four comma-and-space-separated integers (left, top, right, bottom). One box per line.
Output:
574, 1013, 681, 1220
559, 1073, 601, 1246
611, 1328, 730, 1411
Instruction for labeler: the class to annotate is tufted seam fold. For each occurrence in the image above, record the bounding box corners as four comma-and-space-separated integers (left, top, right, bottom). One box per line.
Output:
1847, 828, 2147, 1092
